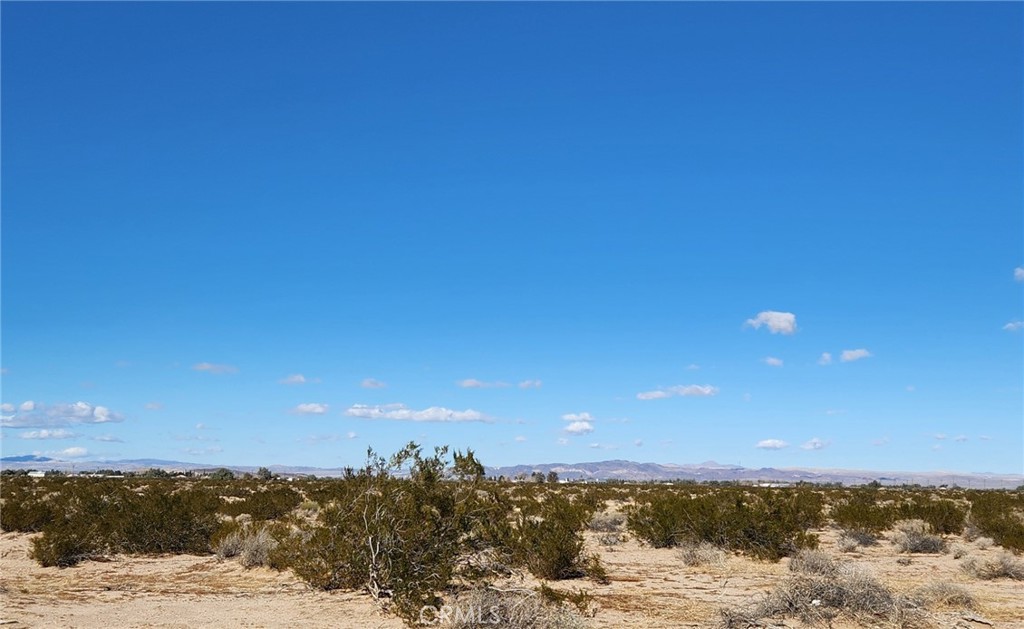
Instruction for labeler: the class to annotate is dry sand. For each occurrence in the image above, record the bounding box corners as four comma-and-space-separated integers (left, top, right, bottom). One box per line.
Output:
2, 528, 1022, 628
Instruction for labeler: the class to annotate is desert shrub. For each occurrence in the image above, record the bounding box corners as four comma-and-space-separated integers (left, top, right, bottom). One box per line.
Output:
720, 564, 924, 628
966, 491, 1024, 552
679, 542, 727, 567
597, 532, 624, 548
588, 511, 624, 532
436, 586, 586, 629
30, 481, 219, 567
913, 582, 975, 610
896, 497, 966, 535
0, 479, 54, 532
830, 491, 895, 535
214, 524, 244, 559
788, 549, 838, 576
891, 519, 946, 554
961, 552, 1024, 580
281, 444, 510, 622
513, 494, 593, 580
975, 536, 994, 549
626, 488, 820, 561
219, 485, 301, 521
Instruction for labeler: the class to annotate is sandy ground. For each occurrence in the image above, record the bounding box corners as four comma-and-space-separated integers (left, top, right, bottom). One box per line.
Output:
1, 528, 1022, 628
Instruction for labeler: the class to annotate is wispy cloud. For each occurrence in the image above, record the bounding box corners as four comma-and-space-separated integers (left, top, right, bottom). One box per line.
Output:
292, 403, 329, 415
634, 439, 644, 447
763, 357, 783, 367
934, 433, 947, 440
1003, 320, 1024, 332
345, 403, 489, 423
518, 379, 543, 389
636, 384, 719, 400
361, 378, 386, 389
92, 435, 125, 443
457, 378, 509, 389
588, 442, 616, 450
58, 446, 88, 458
818, 352, 833, 366
182, 446, 223, 456
193, 362, 238, 375
144, 402, 163, 410
840, 348, 872, 363
756, 439, 788, 450
1, 401, 124, 428
872, 437, 890, 447
514, 435, 527, 443
1014, 266, 1024, 282
19, 428, 78, 440
745, 311, 797, 335
954, 435, 968, 443
801, 437, 829, 450
280, 374, 308, 385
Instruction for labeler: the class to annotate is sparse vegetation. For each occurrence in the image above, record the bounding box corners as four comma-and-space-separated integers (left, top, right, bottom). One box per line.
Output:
961, 552, 1024, 580
891, 519, 946, 554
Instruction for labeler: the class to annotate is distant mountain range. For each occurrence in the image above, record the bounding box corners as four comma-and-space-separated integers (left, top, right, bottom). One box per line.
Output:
2, 455, 1021, 488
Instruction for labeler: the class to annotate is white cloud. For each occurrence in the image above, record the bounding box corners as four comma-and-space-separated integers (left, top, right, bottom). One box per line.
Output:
1, 403, 14, 413
818, 352, 833, 366
934, 433, 947, 440
144, 402, 163, 410
954, 435, 968, 443
1, 401, 125, 428
1014, 266, 1024, 282
745, 311, 797, 335
801, 437, 829, 450
60, 446, 88, 458
518, 379, 543, 389
636, 384, 719, 400
280, 374, 307, 385
195, 422, 207, 430
840, 348, 872, 362
763, 357, 783, 367
514, 435, 527, 443
20, 429, 78, 440
932, 444, 943, 452
344, 403, 489, 423
1003, 320, 1024, 332
457, 378, 509, 389
292, 403, 329, 415
588, 442, 616, 450
92, 435, 124, 443
979, 435, 992, 441
561, 412, 593, 421
361, 378, 387, 389
346, 431, 358, 439
634, 439, 644, 447
556, 438, 569, 446
193, 362, 238, 374
756, 439, 789, 450
686, 364, 700, 371
563, 421, 594, 435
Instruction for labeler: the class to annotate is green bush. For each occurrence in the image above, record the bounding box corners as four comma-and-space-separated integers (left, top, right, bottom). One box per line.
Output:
219, 485, 301, 521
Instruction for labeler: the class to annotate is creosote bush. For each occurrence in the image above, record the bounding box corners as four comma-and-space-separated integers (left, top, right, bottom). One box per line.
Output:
626, 487, 822, 561
439, 586, 587, 629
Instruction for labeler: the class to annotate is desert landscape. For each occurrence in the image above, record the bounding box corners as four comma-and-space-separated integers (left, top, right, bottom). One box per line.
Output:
2, 448, 1022, 629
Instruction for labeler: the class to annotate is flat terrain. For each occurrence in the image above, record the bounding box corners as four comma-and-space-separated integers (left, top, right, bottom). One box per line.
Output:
2, 528, 1021, 628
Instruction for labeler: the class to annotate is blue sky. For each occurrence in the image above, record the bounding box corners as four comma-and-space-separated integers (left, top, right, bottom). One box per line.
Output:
2, 3, 1021, 474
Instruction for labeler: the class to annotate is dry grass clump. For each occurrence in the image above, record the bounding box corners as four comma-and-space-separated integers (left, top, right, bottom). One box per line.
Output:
974, 536, 994, 550
837, 528, 878, 553
949, 542, 970, 559
912, 581, 976, 610
788, 549, 839, 576
439, 586, 587, 629
961, 552, 1024, 580
588, 511, 625, 533
597, 532, 625, 548
891, 519, 945, 554
214, 524, 278, 568
719, 563, 925, 628
680, 542, 728, 567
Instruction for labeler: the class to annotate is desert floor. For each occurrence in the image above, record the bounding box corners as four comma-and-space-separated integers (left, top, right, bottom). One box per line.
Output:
1, 528, 1021, 628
